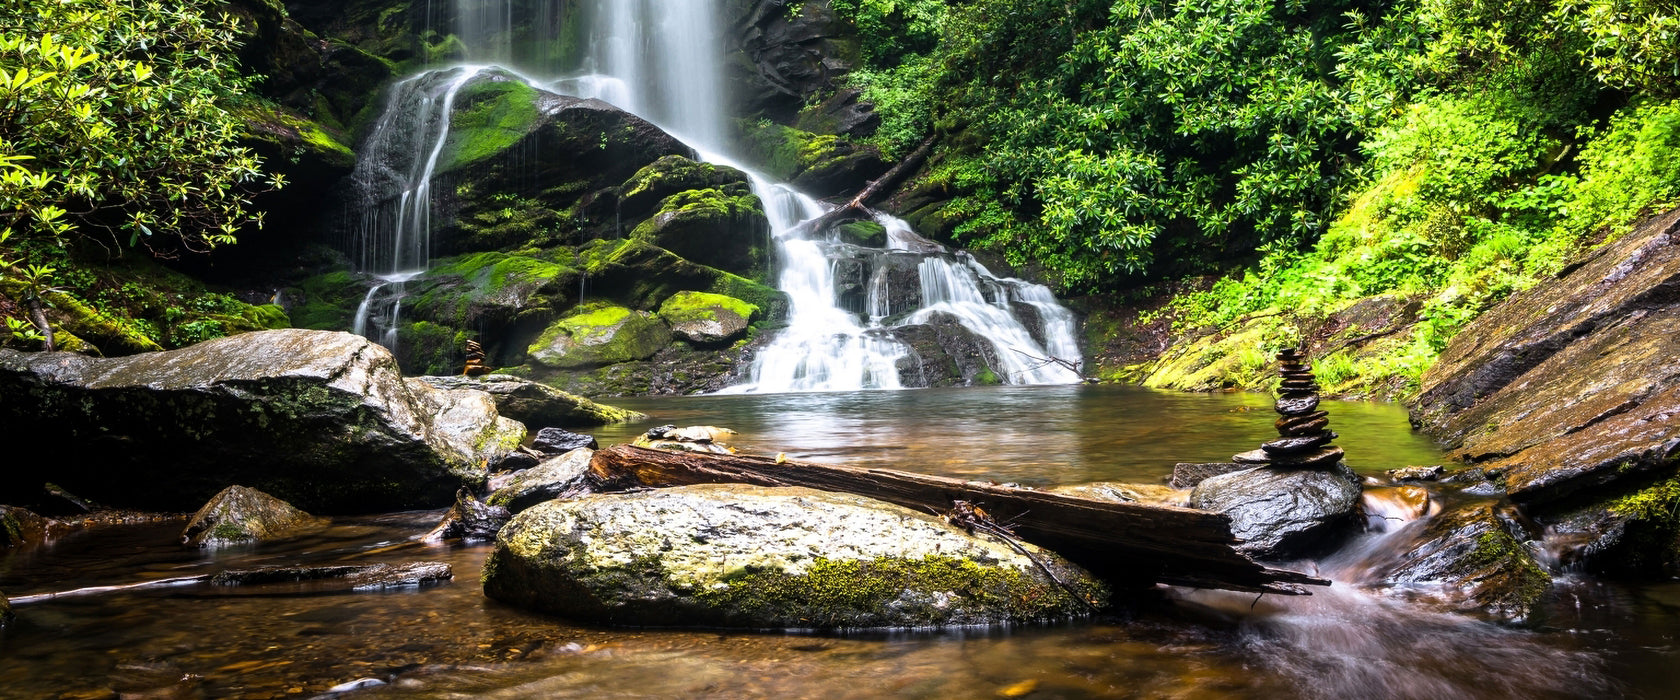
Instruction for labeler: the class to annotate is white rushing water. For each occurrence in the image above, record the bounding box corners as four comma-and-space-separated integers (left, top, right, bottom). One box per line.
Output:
349, 0, 1083, 390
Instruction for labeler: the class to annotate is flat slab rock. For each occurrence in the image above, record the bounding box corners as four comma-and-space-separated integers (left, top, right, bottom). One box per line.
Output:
0, 329, 524, 512
413, 375, 645, 428
1190, 465, 1363, 560
483, 484, 1106, 630
208, 562, 452, 592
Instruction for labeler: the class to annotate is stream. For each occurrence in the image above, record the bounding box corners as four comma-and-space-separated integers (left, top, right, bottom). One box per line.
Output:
2, 385, 1676, 698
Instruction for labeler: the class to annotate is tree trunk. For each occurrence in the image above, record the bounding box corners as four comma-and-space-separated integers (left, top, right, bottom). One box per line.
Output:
589, 445, 1327, 595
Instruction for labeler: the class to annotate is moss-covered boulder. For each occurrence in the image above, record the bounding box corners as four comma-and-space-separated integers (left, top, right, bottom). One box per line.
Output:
657, 291, 758, 345
631, 187, 770, 280
482, 484, 1106, 630
527, 303, 673, 370
1366, 503, 1551, 620
429, 73, 695, 255
617, 156, 755, 223
0, 329, 524, 513
736, 120, 886, 198
180, 485, 326, 548
288, 270, 369, 332
412, 374, 644, 428
575, 240, 789, 323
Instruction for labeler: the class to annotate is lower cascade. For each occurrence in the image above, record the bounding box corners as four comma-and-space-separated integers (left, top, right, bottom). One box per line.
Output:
332, 0, 1083, 393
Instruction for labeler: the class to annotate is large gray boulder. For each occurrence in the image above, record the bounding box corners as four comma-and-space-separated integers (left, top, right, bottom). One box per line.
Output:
0, 329, 525, 513
483, 485, 1106, 630
1190, 465, 1363, 559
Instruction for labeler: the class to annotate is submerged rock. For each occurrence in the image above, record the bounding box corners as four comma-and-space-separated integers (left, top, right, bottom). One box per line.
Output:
1190, 465, 1363, 559
0, 505, 48, 548
483, 485, 1106, 630
209, 562, 452, 591
486, 449, 597, 514
531, 427, 598, 455
0, 329, 524, 513
413, 375, 646, 428
423, 489, 511, 543
1367, 503, 1550, 620
181, 486, 325, 548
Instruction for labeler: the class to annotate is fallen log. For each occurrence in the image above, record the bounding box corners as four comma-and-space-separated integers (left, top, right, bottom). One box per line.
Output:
801, 136, 936, 236
590, 445, 1327, 595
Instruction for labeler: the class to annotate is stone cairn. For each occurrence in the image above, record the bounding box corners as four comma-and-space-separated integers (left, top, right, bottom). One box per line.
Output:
462, 339, 492, 377
1232, 348, 1343, 468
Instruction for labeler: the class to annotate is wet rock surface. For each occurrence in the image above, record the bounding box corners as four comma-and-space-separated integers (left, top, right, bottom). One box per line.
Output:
483, 484, 1105, 630
1366, 503, 1550, 620
181, 486, 326, 548
528, 304, 674, 370
0, 589, 10, 628
531, 427, 599, 455
1046, 482, 1188, 508
1190, 465, 1364, 560
423, 489, 511, 543
413, 375, 645, 428
1169, 463, 1249, 490
208, 562, 452, 591
0, 505, 49, 548
888, 312, 1005, 387
486, 449, 597, 514
0, 329, 523, 513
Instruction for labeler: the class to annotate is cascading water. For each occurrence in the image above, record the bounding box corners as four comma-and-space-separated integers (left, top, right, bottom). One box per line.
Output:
347, 0, 1082, 389
346, 65, 491, 353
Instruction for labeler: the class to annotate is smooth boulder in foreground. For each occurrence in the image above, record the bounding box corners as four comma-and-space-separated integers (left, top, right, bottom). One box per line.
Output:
0, 329, 525, 513
483, 484, 1106, 630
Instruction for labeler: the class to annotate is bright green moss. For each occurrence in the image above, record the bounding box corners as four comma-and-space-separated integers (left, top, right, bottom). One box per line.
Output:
658, 291, 759, 324
440, 78, 541, 173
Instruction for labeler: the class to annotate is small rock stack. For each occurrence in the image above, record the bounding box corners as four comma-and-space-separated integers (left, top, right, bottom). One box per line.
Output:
1232, 348, 1344, 468
462, 339, 492, 376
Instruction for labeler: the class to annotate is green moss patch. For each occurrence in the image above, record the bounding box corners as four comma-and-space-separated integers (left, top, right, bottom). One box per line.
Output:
440, 77, 541, 174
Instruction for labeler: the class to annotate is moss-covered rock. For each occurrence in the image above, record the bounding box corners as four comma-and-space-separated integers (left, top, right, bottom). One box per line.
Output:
630, 186, 771, 280
289, 270, 367, 331
735, 120, 887, 197
483, 484, 1106, 629
0, 505, 48, 548
836, 219, 887, 247
0, 329, 522, 513
1367, 503, 1551, 620
573, 239, 788, 323
535, 339, 760, 397
657, 291, 758, 345
439, 76, 543, 174
180, 485, 327, 548
527, 303, 673, 370
617, 155, 754, 223
412, 374, 645, 427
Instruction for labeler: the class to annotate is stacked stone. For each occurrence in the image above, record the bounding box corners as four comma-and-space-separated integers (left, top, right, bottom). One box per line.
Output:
1231, 348, 1344, 468
462, 340, 492, 377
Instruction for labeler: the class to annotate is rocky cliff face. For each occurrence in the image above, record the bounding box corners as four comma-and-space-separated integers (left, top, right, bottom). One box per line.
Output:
1410, 208, 1680, 576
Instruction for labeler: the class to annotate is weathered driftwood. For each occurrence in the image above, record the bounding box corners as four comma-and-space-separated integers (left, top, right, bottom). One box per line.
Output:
801, 136, 936, 235
590, 445, 1327, 595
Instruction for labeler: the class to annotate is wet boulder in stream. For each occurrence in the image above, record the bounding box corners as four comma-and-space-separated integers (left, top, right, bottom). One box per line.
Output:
483, 484, 1106, 630
181, 485, 326, 548
1189, 465, 1364, 560
413, 374, 645, 429
531, 427, 598, 455
486, 448, 597, 513
1365, 503, 1551, 620
423, 489, 511, 543
0, 329, 525, 513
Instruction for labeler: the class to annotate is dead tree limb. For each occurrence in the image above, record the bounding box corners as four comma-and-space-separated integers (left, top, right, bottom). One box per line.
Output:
589, 445, 1327, 595
803, 136, 937, 235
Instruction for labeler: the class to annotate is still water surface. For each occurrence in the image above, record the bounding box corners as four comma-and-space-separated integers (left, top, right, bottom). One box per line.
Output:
1, 385, 1675, 698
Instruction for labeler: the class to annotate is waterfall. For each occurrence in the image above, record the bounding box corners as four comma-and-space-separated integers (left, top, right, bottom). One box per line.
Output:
347, 0, 1083, 390
346, 65, 490, 353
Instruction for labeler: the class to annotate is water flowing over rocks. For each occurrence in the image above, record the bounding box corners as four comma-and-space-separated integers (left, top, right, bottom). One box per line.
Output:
1364, 503, 1550, 620
482, 484, 1106, 630
0, 329, 524, 513
486, 449, 597, 514
180, 486, 326, 548
1190, 465, 1364, 560
412, 375, 645, 428
1410, 208, 1680, 575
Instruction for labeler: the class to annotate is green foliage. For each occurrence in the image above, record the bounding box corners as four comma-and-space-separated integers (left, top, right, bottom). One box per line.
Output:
0, 0, 279, 256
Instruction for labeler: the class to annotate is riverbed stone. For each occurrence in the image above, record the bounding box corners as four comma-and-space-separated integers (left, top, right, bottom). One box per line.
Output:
0, 329, 523, 513
1169, 463, 1249, 489
486, 449, 597, 513
531, 427, 598, 455
413, 374, 646, 428
1046, 482, 1187, 508
423, 489, 511, 543
1190, 464, 1363, 559
0, 505, 48, 548
657, 291, 758, 345
209, 562, 453, 591
181, 486, 326, 548
482, 484, 1107, 630
527, 303, 674, 370
1365, 503, 1550, 620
